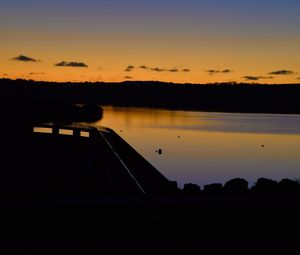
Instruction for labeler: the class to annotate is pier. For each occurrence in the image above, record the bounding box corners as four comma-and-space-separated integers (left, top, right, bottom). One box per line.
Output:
0, 123, 176, 201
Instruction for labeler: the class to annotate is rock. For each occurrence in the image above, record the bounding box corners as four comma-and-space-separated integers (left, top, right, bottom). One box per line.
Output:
252, 178, 279, 192
169, 181, 179, 193
279, 179, 300, 192
183, 183, 201, 194
224, 178, 249, 193
204, 183, 223, 193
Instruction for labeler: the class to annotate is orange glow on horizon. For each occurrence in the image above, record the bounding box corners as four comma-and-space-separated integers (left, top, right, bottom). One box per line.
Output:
1, 33, 300, 84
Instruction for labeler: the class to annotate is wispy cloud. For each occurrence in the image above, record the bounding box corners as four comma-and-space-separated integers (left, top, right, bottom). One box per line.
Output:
125, 65, 135, 72
151, 67, 165, 72
124, 65, 193, 73
55, 61, 88, 68
139, 65, 148, 69
12, 55, 37, 62
206, 70, 220, 75
206, 69, 232, 75
269, 70, 295, 75
28, 72, 46, 75
136, 65, 191, 73
243, 76, 273, 81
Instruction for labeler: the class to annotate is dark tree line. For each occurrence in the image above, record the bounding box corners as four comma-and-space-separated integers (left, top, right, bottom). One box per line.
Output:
1, 78, 300, 113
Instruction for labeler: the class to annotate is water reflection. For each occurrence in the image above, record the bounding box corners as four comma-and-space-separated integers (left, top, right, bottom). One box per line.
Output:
96, 107, 300, 187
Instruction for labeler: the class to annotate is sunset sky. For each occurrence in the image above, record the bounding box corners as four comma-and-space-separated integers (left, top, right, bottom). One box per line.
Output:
1, 0, 300, 83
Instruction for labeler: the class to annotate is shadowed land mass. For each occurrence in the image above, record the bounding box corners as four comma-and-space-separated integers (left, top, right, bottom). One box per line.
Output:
0, 104, 300, 253
1, 78, 300, 114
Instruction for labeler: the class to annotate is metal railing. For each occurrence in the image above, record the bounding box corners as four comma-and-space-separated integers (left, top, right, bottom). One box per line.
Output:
32, 122, 111, 137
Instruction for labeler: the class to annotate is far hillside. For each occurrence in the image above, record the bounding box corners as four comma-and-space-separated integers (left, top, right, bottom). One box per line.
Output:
1, 78, 300, 114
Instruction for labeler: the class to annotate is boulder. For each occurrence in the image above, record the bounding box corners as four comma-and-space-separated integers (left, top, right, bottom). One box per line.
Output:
224, 178, 249, 193
204, 183, 223, 193
183, 183, 201, 194
278, 179, 300, 192
252, 178, 279, 192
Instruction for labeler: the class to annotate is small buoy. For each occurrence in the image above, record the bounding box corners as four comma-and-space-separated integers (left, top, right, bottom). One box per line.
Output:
158, 149, 162, 155
262, 145, 264, 148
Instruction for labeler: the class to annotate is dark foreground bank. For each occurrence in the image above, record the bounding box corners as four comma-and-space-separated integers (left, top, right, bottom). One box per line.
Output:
1, 109, 300, 253
2, 196, 300, 254
2, 78, 300, 113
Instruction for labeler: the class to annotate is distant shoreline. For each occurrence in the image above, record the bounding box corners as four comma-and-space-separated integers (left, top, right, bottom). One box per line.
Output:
100, 104, 300, 115
1, 78, 300, 114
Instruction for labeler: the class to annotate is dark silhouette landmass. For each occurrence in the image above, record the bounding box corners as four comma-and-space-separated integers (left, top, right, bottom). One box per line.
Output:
1, 87, 300, 253
0, 121, 299, 253
2, 78, 300, 113
1, 102, 103, 124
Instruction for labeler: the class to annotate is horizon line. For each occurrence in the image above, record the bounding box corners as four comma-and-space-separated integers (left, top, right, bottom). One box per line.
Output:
1, 78, 300, 86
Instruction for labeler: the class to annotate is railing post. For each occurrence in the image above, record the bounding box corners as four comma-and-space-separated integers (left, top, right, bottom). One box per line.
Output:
52, 127, 59, 135
73, 129, 80, 137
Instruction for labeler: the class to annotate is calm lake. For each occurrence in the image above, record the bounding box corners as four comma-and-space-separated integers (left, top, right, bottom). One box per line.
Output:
96, 106, 300, 188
